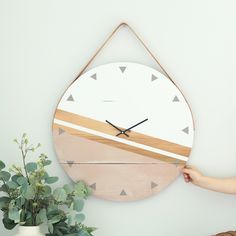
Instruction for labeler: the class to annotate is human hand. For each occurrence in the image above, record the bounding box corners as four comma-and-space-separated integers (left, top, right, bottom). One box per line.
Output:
182, 165, 204, 186
183, 166, 236, 193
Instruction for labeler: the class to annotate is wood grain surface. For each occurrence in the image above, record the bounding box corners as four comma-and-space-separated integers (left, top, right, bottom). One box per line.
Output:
54, 109, 191, 157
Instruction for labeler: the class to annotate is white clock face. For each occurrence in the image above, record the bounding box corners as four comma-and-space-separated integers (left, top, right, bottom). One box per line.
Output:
53, 62, 194, 201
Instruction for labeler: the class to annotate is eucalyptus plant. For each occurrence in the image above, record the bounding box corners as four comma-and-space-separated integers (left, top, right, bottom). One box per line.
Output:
0, 134, 96, 236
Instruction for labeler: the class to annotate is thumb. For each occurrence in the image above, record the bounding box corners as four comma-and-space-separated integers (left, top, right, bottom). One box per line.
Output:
182, 167, 193, 175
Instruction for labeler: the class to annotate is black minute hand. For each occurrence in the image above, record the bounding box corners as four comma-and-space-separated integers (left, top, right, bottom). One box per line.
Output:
116, 118, 148, 136
105, 120, 129, 137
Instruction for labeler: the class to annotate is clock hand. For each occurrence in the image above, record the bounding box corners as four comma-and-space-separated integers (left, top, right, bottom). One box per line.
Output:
105, 120, 129, 137
116, 118, 148, 136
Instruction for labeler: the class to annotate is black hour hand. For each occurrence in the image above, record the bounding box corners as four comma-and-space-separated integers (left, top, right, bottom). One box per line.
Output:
105, 120, 129, 137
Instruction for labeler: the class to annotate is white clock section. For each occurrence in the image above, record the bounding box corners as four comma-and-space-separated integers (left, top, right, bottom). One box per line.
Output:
57, 62, 194, 148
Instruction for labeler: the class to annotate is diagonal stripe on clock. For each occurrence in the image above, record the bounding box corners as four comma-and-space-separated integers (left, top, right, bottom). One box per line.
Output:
53, 121, 188, 164
55, 109, 191, 157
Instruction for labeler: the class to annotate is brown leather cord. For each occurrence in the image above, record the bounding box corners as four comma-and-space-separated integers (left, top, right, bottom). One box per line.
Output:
74, 22, 173, 83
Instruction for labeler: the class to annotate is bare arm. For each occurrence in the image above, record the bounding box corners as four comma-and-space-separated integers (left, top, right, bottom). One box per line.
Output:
182, 166, 236, 194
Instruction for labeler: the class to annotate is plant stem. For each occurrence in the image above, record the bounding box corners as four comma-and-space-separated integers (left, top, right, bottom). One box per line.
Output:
0, 177, 13, 198
21, 147, 30, 184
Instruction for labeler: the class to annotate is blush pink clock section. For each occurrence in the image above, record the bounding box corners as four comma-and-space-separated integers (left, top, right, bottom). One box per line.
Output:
53, 127, 182, 201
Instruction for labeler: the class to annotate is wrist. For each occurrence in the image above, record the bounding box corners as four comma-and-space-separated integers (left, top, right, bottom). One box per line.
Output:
195, 174, 207, 187
197, 175, 213, 189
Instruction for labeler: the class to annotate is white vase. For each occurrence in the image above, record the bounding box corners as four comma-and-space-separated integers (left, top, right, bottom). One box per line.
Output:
14, 226, 44, 236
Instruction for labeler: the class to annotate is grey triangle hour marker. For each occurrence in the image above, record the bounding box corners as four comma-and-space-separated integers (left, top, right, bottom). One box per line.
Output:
120, 189, 127, 196
151, 181, 158, 189
58, 128, 65, 135
182, 127, 189, 134
67, 161, 74, 167
151, 74, 158, 81
89, 183, 96, 190
91, 73, 97, 80
119, 66, 126, 73
67, 95, 74, 101
173, 96, 180, 102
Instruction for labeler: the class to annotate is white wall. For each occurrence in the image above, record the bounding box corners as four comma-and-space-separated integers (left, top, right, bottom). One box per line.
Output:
1, 0, 236, 235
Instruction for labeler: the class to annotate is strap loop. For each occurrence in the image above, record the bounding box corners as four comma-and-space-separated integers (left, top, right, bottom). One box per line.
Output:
74, 22, 173, 83
70, 23, 195, 130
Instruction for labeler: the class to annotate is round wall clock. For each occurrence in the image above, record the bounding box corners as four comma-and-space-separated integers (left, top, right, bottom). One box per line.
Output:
52, 62, 194, 201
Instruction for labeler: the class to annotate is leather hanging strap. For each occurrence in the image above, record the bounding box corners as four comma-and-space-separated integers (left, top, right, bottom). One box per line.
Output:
74, 22, 173, 83
73, 23, 195, 129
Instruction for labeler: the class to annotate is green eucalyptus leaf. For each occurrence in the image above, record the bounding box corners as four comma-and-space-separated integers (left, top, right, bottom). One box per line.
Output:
73, 198, 84, 212
48, 222, 54, 234
0, 171, 11, 181
8, 200, 15, 209
17, 176, 28, 185
0, 183, 9, 193
6, 181, 18, 189
67, 214, 73, 226
26, 162, 37, 172
11, 174, 22, 183
47, 204, 58, 214
0, 160, 6, 170
15, 197, 25, 208
29, 175, 37, 185
85, 185, 92, 196
36, 208, 47, 225
2, 212, 17, 230
2, 218, 17, 230
63, 184, 73, 194
0, 196, 10, 208
24, 185, 35, 200
45, 176, 59, 184
42, 172, 49, 179
43, 185, 52, 197
74, 213, 85, 223
49, 215, 62, 224
43, 160, 52, 166
8, 207, 20, 221
74, 181, 89, 198
84, 226, 97, 234
19, 197, 25, 207
54, 229, 64, 236
20, 182, 28, 194
20, 197, 25, 206
53, 188, 67, 202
